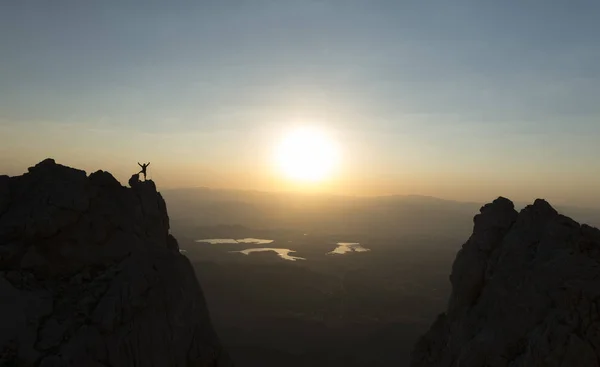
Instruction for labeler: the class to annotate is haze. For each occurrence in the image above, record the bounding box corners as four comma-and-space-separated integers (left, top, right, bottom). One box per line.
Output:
2, 1, 600, 206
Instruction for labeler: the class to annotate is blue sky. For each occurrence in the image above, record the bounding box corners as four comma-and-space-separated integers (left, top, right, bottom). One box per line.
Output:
1, 1, 600, 204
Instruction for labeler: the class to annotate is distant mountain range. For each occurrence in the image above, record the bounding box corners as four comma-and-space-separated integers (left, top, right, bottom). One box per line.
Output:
161, 188, 600, 239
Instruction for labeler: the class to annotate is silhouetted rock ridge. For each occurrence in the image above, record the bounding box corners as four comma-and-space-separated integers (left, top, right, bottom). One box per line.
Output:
411, 197, 600, 366
0, 159, 231, 366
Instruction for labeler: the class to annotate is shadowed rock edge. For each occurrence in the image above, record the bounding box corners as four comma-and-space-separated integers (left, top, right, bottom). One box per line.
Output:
410, 197, 600, 367
0, 159, 232, 366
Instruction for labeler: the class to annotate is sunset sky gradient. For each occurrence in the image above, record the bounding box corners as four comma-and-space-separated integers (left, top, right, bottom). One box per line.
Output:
2, 1, 600, 206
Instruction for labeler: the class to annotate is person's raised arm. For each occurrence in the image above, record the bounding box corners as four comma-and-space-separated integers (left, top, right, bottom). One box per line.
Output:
147, 162, 150, 167
138, 162, 142, 167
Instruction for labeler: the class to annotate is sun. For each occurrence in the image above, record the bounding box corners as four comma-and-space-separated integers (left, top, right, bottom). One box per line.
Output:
275, 127, 340, 182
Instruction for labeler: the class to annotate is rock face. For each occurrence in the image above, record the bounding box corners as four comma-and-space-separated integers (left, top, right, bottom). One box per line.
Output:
411, 197, 600, 367
0, 159, 231, 366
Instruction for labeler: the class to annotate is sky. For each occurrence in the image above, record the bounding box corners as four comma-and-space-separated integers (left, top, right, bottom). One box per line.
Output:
1, 1, 600, 206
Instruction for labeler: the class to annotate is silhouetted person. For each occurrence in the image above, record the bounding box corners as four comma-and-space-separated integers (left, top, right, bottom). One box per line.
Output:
138, 162, 150, 180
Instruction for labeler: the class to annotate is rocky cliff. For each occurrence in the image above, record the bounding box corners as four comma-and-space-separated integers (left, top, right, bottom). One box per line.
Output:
411, 197, 600, 367
0, 159, 231, 366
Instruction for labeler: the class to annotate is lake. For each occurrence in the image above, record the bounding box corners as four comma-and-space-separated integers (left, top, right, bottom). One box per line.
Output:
195, 238, 370, 258
328, 242, 371, 255
231, 248, 306, 261
196, 238, 274, 245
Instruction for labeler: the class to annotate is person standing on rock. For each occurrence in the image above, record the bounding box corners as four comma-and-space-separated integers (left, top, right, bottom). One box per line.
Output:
138, 162, 150, 180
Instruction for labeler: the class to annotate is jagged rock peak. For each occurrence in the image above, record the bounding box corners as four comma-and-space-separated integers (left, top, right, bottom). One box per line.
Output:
0, 159, 232, 366
411, 197, 600, 367
472, 197, 518, 238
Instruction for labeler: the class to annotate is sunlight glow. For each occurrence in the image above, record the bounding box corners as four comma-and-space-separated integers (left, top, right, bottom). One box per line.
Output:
276, 127, 339, 182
